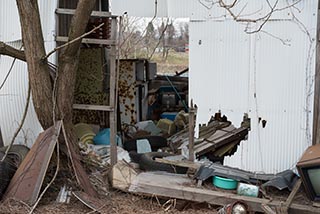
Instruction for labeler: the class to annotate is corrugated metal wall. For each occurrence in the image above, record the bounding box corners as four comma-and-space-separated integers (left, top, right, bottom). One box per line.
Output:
189, 1, 318, 173
0, 1, 58, 147
111, 0, 318, 173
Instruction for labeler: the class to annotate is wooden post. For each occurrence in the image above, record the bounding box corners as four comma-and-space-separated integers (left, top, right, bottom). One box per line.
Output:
109, 17, 118, 165
189, 99, 196, 161
313, 1, 320, 145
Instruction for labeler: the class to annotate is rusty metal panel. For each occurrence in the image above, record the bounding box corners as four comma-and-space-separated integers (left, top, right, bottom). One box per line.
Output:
118, 60, 138, 125
4, 121, 62, 205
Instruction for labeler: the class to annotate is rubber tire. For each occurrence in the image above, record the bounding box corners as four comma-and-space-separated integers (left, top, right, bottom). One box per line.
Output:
123, 136, 167, 152
0, 145, 29, 168
0, 151, 14, 200
129, 151, 143, 163
138, 152, 188, 174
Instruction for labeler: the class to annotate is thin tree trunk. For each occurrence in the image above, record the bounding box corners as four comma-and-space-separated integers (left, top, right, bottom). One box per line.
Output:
16, 0, 53, 129
56, 0, 96, 123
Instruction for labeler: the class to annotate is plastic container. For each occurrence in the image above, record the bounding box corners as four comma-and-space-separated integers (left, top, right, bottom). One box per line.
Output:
161, 112, 178, 121
237, 182, 259, 197
157, 118, 176, 135
213, 176, 238, 190
94, 128, 122, 146
74, 123, 95, 145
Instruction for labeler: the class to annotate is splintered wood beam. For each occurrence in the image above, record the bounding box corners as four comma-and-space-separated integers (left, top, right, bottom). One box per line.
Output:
0, 42, 26, 61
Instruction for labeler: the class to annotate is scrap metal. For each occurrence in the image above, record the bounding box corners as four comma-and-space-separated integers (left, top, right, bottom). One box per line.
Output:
4, 121, 62, 205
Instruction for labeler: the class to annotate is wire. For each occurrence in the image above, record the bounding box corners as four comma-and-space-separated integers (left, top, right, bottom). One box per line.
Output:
164, 75, 189, 111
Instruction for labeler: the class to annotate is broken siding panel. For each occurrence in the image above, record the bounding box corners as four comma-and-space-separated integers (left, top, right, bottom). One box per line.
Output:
190, 1, 317, 173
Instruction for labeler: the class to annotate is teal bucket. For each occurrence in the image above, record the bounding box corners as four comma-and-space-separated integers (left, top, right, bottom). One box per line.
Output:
94, 128, 122, 146
213, 176, 238, 190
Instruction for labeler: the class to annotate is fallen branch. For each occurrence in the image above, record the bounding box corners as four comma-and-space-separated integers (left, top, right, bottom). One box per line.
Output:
43, 23, 104, 60
0, 42, 26, 61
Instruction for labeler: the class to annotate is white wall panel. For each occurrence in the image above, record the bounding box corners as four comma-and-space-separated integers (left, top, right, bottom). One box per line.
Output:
189, 1, 317, 173
0, 41, 43, 148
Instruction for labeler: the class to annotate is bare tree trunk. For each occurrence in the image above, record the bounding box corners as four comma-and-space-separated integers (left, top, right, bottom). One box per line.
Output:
16, 0, 53, 129
56, 0, 96, 123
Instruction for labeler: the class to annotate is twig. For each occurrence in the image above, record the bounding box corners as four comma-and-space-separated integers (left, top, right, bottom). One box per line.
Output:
28, 139, 60, 214
43, 23, 104, 60
1, 82, 31, 162
0, 58, 16, 91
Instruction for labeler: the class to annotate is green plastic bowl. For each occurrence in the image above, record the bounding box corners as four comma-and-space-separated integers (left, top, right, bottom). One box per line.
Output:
213, 176, 238, 190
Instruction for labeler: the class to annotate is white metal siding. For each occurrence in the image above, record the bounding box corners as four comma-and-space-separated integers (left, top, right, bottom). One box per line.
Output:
0, 0, 57, 42
0, 0, 21, 42
0, 41, 43, 147
189, 1, 317, 173
0, 0, 57, 146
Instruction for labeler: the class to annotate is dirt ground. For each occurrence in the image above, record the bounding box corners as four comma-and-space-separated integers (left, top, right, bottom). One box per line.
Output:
0, 190, 217, 214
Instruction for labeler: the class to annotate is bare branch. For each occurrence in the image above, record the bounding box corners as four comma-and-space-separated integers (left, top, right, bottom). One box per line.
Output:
43, 23, 104, 60
0, 42, 26, 61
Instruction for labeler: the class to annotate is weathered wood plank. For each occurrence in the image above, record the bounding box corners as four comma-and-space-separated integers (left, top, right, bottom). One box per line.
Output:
56, 8, 113, 17
73, 104, 113, 111
56, 36, 116, 45
128, 172, 320, 214
154, 158, 201, 170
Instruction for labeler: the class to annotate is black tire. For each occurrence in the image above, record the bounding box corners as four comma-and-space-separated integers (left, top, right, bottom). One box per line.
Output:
123, 136, 167, 152
138, 152, 188, 174
0, 151, 13, 200
0, 145, 29, 168
129, 151, 143, 163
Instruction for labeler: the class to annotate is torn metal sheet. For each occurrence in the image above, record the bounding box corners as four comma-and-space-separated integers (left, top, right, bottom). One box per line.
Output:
262, 170, 299, 191
4, 121, 62, 205
73, 191, 106, 212
196, 162, 298, 190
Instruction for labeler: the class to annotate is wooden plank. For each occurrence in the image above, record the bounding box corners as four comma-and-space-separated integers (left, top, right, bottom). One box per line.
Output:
109, 18, 118, 166
189, 99, 195, 161
56, 36, 116, 45
4, 121, 62, 205
128, 172, 320, 214
73, 191, 106, 212
261, 204, 277, 214
154, 158, 201, 170
313, 1, 320, 145
73, 104, 113, 112
55, 8, 113, 17
282, 179, 302, 212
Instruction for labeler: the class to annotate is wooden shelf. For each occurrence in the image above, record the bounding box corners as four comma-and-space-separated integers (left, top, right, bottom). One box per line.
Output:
73, 104, 114, 112
56, 8, 115, 18
56, 36, 116, 46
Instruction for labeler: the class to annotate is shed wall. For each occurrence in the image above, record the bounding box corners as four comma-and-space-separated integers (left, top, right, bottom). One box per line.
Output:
0, 0, 58, 146
189, 1, 317, 173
